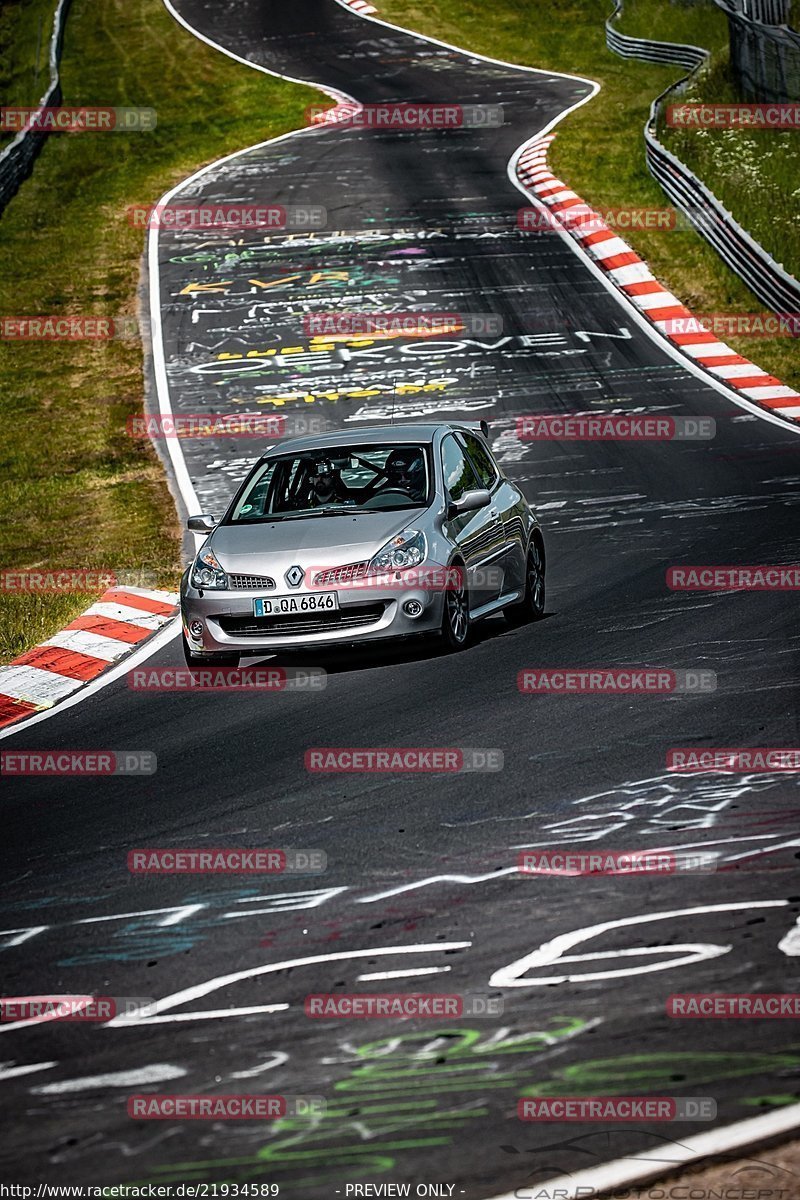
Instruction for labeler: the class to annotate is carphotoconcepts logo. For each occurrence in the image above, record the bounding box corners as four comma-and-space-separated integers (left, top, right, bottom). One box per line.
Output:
506, 1134, 800, 1199
304, 747, 503, 772
518, 669, 717, 694
516, 415, 715, 441
127, 203, 326, 231
306, 102, 504, 129
127, 1095, 325, 1120
517, 849, 717, 876
302, 313, 503, 338
668, 993, 800, 1017
1, 751, 156, 776
0, 996, 155, 1022
127, 848, 326, 874
0, 316, 138, 340
661, 313, 800, 338
128, 667, 326, 692
0, 568, 159, 592
517, 1097, 717, 1121
304, 993, 503, 1018
666, 102, 800, 129
0, 106, 156, 132
667, 565, 800, 590
667, 748, 800, 773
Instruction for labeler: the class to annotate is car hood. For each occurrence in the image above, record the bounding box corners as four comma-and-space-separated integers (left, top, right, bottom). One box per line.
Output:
207, 510, 423, 575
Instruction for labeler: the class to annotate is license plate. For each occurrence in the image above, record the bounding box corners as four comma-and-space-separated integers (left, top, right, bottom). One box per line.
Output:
253, 592, 339, 617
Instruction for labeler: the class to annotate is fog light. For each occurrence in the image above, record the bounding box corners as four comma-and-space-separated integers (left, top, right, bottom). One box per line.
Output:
403, 599, 423, 618
189, 620, 204, 638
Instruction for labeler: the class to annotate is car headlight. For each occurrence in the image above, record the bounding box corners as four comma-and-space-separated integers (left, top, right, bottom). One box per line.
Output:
368, 529, 427, 573
190, 546, 229, 590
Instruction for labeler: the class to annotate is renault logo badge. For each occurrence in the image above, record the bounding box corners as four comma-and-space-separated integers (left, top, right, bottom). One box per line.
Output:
285, 565, 304, 588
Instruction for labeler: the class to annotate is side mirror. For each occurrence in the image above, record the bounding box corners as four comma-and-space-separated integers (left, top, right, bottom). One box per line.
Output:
447, 488, 491, 519
187, 514, 218, 533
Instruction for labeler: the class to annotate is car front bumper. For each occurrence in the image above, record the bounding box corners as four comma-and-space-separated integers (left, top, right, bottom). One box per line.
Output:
180, 571, 447, 655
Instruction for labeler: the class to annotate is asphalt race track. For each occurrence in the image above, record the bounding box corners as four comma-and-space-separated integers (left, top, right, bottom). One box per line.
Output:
2, 0, 800, 1194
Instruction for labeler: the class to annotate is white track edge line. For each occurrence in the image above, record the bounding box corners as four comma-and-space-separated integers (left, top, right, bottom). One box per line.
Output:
0, 618, 181, 741
483, 1100, 800, 1200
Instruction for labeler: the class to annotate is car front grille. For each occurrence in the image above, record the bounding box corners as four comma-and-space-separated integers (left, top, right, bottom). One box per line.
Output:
218, 603, 386, 638
312, 561, 369, 587
229, 574, 276, 590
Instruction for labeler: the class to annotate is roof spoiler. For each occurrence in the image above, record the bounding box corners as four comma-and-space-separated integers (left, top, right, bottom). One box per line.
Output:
455, 419, 490, 439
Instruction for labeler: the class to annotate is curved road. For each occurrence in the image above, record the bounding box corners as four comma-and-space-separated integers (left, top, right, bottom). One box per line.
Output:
2, 1, 800, 1194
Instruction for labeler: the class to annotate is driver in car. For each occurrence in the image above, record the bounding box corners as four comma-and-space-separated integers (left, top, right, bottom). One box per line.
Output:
308, 459, 353, 507
384, 449, 426, 502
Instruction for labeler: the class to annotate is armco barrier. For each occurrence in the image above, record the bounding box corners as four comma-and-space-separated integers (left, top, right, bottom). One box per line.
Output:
0, 0, 72, 217
605, 0, 800, 316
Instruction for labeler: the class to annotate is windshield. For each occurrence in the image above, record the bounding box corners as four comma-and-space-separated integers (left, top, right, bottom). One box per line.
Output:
227, 443, 431, 523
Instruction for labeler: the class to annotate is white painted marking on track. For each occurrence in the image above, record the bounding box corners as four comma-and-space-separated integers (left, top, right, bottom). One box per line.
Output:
356, 870, 517, 902
31, 1064, 187, 1094
357, 966, 452, 980
778, 915, 800, 955
0, 1060, 56, 1081
490, 900, 787, 986
106, 942, 471, 1026
230, 1052, 289, 1078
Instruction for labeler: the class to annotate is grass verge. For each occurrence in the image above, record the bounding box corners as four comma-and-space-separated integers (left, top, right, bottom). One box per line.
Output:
0, 0, 321, 662
376, 0, 799, 391
0, 0, 60, 122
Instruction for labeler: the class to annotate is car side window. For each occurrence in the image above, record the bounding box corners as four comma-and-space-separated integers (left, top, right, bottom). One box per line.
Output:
441, 434, 480, 502
460, 433, 498, 489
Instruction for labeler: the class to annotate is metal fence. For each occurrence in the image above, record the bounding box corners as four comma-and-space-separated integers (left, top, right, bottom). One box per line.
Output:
605, 0, 800, 315
715, 0, 800, 101
0, 0, 72, 217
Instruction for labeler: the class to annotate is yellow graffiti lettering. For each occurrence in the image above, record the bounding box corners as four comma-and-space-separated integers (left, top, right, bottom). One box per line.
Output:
179, 281, 232, 295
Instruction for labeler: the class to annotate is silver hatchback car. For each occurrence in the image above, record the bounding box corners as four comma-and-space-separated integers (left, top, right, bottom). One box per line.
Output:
180, 422, 545, 664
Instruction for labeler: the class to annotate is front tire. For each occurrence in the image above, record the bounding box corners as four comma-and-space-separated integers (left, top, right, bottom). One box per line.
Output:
505, 537, 546, 626
439, 561, 471, 651
182, 635, 239, 669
